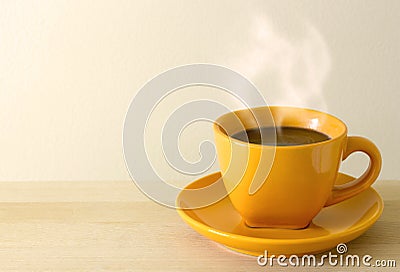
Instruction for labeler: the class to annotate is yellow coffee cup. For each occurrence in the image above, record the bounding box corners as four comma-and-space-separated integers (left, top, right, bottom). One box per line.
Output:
213, 106, 381, 229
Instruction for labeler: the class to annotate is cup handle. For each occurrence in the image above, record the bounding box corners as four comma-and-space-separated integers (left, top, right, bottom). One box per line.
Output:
324, 136, 382, 206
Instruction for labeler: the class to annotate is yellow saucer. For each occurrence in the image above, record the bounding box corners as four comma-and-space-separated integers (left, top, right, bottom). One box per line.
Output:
177, 172, 383, 256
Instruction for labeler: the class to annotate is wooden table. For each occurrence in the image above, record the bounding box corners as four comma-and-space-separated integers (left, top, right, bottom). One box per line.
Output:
0, 179, 398, 271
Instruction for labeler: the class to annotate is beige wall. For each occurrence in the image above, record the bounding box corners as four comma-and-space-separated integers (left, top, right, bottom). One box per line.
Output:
0, 0, 399, 181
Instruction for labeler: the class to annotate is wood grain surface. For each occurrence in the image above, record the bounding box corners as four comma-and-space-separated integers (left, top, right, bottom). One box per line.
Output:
0, 180, 398, 271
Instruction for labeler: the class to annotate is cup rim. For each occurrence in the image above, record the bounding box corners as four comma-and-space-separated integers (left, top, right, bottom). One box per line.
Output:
213, 106, 348, 149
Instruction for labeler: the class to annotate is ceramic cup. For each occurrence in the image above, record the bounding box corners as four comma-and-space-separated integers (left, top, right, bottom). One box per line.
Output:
213, 106, 381, 229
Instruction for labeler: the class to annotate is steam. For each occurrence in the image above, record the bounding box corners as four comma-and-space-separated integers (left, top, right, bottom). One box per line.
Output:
232, 16, 331, 111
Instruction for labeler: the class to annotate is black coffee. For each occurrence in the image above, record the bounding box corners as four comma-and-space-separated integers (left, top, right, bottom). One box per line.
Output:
231, 126, 330, 146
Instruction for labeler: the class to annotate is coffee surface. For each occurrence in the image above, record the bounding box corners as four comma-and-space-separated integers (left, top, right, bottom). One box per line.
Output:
231, 126, 330, 146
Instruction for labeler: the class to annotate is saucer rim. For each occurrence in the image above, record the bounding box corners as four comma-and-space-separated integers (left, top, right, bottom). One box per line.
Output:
177, 172, 384, 246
